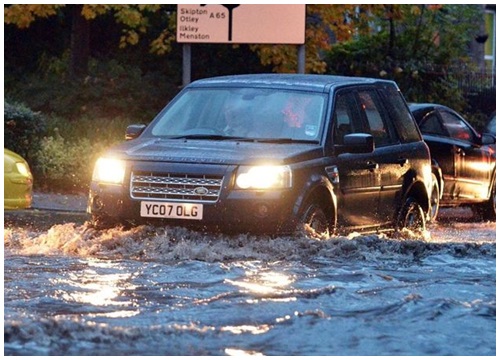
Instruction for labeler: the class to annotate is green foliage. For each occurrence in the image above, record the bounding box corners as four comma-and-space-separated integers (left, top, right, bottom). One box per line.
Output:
4, 100, 47, 164
7, 57, 177, 122
4, 99, 135, 193
45, 114, 133, 144
326, 34, 467, 111
325, 4, 485, 114
32, 115, 133, 193
35, 134, 95, 193
464, 88, 496, 130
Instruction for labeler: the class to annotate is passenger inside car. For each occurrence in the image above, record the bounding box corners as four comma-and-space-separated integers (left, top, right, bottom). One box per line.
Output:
281, 95, 322, 139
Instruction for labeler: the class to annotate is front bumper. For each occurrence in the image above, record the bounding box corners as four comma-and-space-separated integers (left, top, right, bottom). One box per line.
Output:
88, 182, 299, 234
4, 176, 33, 210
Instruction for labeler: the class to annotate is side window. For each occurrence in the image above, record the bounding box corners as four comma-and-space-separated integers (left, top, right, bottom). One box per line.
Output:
420, 113, 447, 136
441, 111, 474, 142
333, 93, 355, 144
379, 85, 421, 143
357, 90, 396, 147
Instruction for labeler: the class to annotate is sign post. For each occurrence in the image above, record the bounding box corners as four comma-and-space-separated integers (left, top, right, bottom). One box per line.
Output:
177, 4, 306, 86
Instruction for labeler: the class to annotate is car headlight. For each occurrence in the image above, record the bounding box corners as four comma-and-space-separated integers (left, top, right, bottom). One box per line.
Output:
15, 162, 31, 177
235, 165, 292, 190
92, 157, 126, 185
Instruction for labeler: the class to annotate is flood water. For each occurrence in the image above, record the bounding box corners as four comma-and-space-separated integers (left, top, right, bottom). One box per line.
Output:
3, 209, 496, 356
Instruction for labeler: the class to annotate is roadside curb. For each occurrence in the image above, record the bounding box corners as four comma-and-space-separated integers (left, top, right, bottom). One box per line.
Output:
32, 192, 88, 213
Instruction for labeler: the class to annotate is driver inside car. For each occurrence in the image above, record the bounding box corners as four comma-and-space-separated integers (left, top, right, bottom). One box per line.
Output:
222, 100, 252, 136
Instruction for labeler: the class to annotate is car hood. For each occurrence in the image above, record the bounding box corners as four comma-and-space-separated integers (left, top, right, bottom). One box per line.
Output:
105, 138, 324, 165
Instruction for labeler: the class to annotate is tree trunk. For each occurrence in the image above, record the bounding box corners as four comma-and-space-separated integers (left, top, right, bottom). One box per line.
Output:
70, 5, 90, 78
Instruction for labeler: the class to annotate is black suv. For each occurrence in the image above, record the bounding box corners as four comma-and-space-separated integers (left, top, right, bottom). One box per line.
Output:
88, 74, 432, 236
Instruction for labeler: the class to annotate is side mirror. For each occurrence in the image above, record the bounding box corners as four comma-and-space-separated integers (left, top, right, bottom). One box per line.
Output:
336, 133, 375, 154
125, 124, 147, 140
481, 133, 496, 145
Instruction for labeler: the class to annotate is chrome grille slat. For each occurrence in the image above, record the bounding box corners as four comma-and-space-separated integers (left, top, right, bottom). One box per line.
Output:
130, 172, 223, 203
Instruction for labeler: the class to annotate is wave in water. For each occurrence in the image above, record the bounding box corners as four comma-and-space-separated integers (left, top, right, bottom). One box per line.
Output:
4, 222, 495, 262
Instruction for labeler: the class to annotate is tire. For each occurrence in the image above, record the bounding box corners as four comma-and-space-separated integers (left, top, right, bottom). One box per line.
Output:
472, 178, 496, 221
429, 173, 440, 222
298, 202, 331, 237
397, 197, 426, 233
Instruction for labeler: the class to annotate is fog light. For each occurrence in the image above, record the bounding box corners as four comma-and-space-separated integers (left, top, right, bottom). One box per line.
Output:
256, 204, 269, 218
93, 196, 104, 211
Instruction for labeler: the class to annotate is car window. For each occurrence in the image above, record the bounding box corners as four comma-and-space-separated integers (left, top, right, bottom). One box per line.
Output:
380, 86, 421, 143
440, 111, 474, 142
149, 88, 327, 141
419, 113, 447, 136
357, 90, 396, 147
333, 92, 358, 144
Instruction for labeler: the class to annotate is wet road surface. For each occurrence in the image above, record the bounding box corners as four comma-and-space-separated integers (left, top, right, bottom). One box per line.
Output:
3, 203, 496, 356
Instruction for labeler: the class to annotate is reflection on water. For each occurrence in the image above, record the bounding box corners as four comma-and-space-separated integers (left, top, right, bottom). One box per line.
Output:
221, 324, 271, 335
225, 348, 265, 356
226, 265, 295, 301
52, 259, 140, 318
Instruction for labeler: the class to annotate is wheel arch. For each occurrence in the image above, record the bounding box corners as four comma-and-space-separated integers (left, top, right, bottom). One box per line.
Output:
489, 167, 496, 197
294, 175, 337, 231
430, 158, 444, 198
400, 177, 430, 219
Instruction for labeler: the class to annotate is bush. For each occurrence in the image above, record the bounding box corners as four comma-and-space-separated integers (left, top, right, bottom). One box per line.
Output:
34, 132, 111, 193
4, 100, 47, 164
44, 114, 134, 144
6, 58, 177, 123
31, 115, 132, 193
324, 34, 469, 113
3, 100, 133, 193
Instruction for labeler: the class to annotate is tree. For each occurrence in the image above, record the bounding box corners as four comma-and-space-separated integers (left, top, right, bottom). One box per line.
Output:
250, 5, 385, 73
325, 4, 485, 112
5, 4, 386, 76
5, 4, 167, 77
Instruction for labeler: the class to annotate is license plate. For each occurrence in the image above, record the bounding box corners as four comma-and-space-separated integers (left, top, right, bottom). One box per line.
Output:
140, 201, 203, 220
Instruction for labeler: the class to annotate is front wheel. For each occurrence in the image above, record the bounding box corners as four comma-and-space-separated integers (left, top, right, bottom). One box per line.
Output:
397, 197, 426, 233
297, 203, 331, 238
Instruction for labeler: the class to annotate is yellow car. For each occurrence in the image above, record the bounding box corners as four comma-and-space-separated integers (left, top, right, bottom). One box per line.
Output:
4, 148, 33, 209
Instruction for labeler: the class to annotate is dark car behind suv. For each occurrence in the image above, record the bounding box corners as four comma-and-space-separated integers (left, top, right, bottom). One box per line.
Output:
88, 74, 433, 236
410, 103, 496, 221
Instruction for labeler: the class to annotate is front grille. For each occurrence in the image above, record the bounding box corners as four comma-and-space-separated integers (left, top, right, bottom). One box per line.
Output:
130, 171, 224, 203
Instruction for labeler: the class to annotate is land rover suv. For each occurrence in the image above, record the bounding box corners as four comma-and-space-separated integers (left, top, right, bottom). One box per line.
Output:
88, 74, 433, 236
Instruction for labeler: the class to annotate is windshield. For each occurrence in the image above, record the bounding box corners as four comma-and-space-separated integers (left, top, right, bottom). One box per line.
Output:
149, 88, 327, 142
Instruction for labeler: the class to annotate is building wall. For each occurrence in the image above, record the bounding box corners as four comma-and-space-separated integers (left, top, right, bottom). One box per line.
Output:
484, 5, 496, 74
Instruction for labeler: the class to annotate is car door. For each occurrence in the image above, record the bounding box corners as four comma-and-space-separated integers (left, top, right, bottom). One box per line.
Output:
439, 109, 493, 201
332, 90, 382, 228
355, 88, 407, 225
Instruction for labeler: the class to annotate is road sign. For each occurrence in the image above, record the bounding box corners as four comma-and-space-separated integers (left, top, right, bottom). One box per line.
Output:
177, 4, 305, 44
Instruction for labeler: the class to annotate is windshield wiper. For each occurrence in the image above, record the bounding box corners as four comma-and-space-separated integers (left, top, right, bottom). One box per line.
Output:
168, 135, 319, 144
253, 138, 320, 144
170, 134, 248, 141
169, 134, 264, 143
